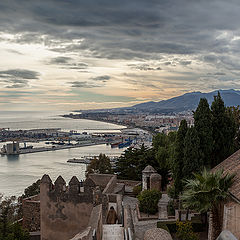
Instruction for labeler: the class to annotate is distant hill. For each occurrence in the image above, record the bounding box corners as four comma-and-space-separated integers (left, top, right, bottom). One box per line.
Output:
130, 89, 240, 113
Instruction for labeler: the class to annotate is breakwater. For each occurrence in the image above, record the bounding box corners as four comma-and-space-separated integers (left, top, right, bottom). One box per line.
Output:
1, 141, 107, 155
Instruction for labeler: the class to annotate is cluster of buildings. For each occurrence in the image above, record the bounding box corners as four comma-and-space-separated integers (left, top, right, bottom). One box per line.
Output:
20, 149, 240, 240
66, 113, 194, 134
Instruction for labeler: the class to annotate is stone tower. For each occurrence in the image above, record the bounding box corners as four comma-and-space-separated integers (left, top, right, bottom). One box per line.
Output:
142, 165, 162, 191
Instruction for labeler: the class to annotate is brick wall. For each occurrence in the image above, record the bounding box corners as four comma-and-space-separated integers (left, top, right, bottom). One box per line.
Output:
22, 195, 40, 232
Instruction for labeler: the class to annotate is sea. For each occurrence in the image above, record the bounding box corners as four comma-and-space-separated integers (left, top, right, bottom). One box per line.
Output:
0, 111, 126, 196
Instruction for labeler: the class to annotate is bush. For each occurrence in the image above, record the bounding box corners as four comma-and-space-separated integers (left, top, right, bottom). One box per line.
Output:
133, 185, 142, 196
176, 221, 199, 240
157, 223, 170, 232
137, 189, 162, 215
167, 200, 176, 216
167, 184, 177, 199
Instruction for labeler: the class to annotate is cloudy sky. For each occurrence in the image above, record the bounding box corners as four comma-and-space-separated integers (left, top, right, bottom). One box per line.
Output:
1, 0, 240, 111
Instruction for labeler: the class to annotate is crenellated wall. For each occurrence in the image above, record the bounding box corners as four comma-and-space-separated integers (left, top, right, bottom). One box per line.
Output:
40, 175, 95, 240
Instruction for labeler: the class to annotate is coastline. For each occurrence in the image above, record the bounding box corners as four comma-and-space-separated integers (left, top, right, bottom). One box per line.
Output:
62, 114, 134, 130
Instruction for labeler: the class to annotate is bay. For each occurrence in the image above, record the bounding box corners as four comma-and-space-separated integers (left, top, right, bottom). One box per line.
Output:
0, 111, 126, 196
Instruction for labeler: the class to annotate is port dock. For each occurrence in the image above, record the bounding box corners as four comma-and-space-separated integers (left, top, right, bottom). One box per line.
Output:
0, 141, 107, 155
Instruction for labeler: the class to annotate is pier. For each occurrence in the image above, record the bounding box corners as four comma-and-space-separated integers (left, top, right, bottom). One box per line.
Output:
1, 141, 107, 155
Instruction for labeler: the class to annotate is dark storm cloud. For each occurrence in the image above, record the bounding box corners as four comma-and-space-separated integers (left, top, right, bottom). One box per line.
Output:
91, 75, 111, 82
69, 81, 101, 88
1, 0, 240, 73
128, 64, 161, 71
48, 57, 88, 70
0, 69, 40, 88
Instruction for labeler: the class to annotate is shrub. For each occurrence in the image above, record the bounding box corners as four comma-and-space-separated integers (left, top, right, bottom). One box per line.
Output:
167, 184, 177, 199
167, 200, 176, 216
157, 223, 170, 232
133, 185, 142, 196
176, 221, 199, 240
137, 189, 162, 215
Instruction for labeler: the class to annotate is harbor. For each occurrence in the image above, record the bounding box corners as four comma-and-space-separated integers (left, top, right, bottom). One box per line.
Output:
0, 140, 107, 155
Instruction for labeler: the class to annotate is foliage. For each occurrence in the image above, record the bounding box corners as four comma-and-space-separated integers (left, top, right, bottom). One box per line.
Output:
176, 221, 199, 240
153, 132, 176, 188
137, 189, 162, 215
183, 127, 203, 179
172, 120, 188, 195
182, 168, 234, 213
0, 195, 29, 240
167, 184, 177, 199
87, 153, 112, 174
21, 179, 40, 199
167, 200, 176, 216
194, 98, 213, 167
227, 105, 240, 150
157, 223, 170, 232
133, 185, 142, 196
17, 179, 40, 219
115, 144, 155, 180
211, 92, 236, 167
181, 168, 235, 239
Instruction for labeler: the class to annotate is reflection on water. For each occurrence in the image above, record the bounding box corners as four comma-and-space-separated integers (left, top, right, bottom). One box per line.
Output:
6, 155, 20, 161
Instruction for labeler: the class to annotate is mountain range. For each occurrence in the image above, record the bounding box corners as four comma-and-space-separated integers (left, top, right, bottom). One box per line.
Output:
130, 89, 240, 113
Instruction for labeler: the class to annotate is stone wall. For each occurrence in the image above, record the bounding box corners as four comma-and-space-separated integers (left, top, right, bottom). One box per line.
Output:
22, 195, 40, 232
223, 201, 240, 239
40, 175, 95, 240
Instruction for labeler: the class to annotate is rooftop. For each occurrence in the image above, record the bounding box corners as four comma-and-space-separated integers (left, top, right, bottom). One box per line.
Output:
213, 149, 240, 200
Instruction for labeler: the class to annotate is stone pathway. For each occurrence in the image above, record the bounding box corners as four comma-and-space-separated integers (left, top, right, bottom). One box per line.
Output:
102, 224, 124, 240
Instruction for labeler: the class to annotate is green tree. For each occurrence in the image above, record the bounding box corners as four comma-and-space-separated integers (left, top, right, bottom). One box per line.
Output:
173, 120, 188, 195
21, 179, 40, 199
153, 133, 174, 188
0, 195, 29, 240
137, 189, 162, 215
115, 145, 155, 180
181, 168, 235, 240
87, 153, 112, 174
211, 92, 236, 167
227, 105, 240, 150
183, 127, 203, 179
194, 98, 213, 166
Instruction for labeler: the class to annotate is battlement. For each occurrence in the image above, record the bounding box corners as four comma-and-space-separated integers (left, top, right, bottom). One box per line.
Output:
40, 174, 97, 204
40, 175, 98, 240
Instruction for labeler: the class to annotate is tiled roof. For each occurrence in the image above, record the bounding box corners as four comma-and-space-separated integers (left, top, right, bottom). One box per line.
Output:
142, 165, 157, 173
213, 149, 240, 199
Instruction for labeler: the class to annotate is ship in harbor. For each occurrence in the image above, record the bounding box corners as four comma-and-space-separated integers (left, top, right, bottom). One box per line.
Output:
67, 155, 119, 164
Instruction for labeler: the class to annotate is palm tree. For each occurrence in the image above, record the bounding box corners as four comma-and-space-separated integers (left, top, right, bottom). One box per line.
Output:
181, 168, 235, 240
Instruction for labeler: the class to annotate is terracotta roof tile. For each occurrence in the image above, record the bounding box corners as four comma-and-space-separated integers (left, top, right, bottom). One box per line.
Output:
213, 149, 240, 199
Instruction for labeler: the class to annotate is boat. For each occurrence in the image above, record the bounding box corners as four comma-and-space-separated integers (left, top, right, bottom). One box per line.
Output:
67, 157, 92, 164
110, 141, 122, 148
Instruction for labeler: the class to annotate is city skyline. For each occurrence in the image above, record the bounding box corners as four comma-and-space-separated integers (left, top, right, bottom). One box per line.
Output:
1, 0, 240, 111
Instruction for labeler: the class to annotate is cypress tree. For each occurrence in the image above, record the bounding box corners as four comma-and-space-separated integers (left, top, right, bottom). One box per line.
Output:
173, 119, 188, 194
194, 98, 213, 167
211, 92, 236, 167
183, 127, 203, 179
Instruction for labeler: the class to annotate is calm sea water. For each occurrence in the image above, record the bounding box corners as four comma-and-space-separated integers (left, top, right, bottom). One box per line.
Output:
0, 111, 126, 196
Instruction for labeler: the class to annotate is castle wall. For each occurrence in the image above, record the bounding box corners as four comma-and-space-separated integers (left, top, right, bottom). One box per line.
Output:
40, 175, 94, 240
